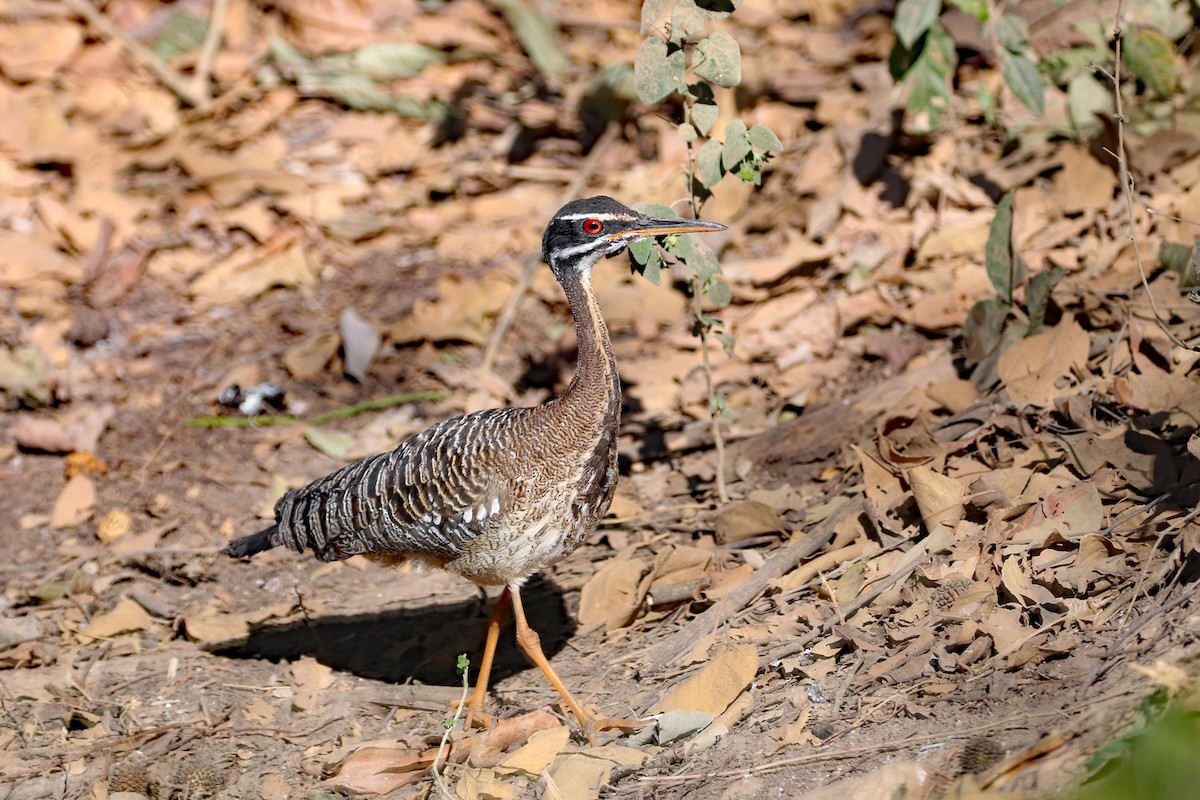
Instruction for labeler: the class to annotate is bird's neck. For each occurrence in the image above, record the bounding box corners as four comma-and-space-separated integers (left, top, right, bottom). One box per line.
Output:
558, 268, 620, 415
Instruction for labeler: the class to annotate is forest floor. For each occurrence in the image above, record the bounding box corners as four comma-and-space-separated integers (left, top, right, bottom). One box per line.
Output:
2, 1, 1199, 799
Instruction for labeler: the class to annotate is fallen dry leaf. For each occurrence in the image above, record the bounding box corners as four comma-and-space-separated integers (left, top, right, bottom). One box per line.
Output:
578, 557, 646, 632
714, 500, 787, 544
0, 21, 82, 82
183, 601, 296, 644
657, 644, 758, 716
1051, 145, 1115, 215
283, 331, 341, 380
290, 655, 335, 712
908, 466, 964, 532
546, 745, 647, 800
327, 741, 431, 794
455, 766, 514, 799
389, 273, 513, 346
184, 612, 251, 643
497, 724, 570, 775
50, 474, 95, 529
190, 245, 316, 304
654, 709, 715, 744
10, 404, 114, 454
79, 597, 155, 640
259, 772, 289, 800
792, 761, 933, 800
997, 319, 1089, 406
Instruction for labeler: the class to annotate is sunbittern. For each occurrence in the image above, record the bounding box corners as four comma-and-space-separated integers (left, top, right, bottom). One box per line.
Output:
225, 196, 726, 733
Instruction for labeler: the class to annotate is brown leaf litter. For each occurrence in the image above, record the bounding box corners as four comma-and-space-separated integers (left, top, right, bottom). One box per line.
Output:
1, 0, 1199, 798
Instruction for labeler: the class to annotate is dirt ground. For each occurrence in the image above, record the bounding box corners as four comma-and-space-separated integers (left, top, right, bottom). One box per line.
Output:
2, 1, 1200, 799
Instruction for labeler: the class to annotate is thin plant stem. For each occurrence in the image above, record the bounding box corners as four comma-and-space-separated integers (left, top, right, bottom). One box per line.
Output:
682, 98, 730, 505
1107, 0, 1196, 352
62, 0, 211, 109
430, 657, 470, 798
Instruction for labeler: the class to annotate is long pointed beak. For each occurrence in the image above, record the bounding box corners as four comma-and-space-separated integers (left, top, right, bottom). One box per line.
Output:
609, 216, 727, 241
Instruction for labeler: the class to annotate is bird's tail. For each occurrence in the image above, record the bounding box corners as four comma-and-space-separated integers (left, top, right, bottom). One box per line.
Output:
224, 525, 279, 558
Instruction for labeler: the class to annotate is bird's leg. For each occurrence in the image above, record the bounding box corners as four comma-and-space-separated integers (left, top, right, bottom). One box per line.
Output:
507, 584, 645, 737
464, 588, 512, 729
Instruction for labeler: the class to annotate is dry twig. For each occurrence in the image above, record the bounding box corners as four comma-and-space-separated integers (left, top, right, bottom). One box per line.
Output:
60, 0, 225, 111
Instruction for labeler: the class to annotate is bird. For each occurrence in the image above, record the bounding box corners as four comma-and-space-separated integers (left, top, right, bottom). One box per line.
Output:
224, 196, 726, 734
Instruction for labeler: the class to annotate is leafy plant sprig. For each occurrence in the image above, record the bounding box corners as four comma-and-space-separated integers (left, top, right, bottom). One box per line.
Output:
962, 191, 1066, 389
632, 0, 782, 503
891, 0, 1045, 132
890, 0, 1187, 136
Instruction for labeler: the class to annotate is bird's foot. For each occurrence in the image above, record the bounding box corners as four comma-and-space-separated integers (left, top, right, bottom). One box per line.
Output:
574, 712, 650, 746
459, 703, 495, 731
584, 715, 648, 734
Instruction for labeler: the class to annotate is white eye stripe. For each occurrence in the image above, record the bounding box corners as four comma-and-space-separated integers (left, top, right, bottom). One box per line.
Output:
549, 238, 609, 263
555, 212, 640, 223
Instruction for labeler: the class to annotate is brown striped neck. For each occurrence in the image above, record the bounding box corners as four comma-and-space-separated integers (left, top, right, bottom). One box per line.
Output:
556, 268, 621, 414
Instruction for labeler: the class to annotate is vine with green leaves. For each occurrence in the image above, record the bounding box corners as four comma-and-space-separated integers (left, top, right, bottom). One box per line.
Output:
632, 0, 781, 504
890, 0, 1189, 137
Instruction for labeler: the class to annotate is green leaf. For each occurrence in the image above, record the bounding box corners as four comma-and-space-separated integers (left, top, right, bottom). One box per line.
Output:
636, 202, 678, 219
1026, 268, 1066, 333
999, 50, 1045, 116
975, 86, 997, 124
985, 192, 1023, 305
721, 119, 750, 171
1124, 27, 1179, 97
671, 0, 708, 42
678, 122, 698, 142
707, 278, 732, 308
693, 31, 742, 87
640, 0, 671, 35
304, 426, 353, 460
697, 137, 725, 187
893, 0, 942, 50
715, 330, 736, 357
945, 0, 986, 22
747, 124, 782, 152
1160, 240, 1200, 287
351, 43, 441, 78
672, 237, 722, 282
900, 25, 955, 132
629, 239, 663, 285
153, 9, 208, 61
962, 298, 1008, 367
692, 100, 719, 135
1067, 73, 1113, 138
996, 14, 1030, 54
494, 0, 569, 79
635, 37, 686, 103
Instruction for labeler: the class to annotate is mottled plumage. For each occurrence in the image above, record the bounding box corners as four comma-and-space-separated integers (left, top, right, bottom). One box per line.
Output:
225, 196, 725, 731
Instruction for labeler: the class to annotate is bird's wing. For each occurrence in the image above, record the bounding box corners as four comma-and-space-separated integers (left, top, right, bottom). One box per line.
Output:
271, 408, 524, 562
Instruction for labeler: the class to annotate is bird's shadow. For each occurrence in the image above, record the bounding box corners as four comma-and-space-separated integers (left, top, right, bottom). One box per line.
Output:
212, 576, 573, 687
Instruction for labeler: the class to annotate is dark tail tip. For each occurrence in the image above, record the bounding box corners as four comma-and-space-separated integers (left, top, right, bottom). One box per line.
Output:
224, 525, 278, 559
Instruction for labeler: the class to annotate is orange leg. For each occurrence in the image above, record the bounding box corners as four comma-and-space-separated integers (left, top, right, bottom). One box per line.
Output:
508, 582, 645, 736
465, 588, 512, 729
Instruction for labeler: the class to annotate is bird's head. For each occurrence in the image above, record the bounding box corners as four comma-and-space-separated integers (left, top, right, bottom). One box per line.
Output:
541, 196, 726, 281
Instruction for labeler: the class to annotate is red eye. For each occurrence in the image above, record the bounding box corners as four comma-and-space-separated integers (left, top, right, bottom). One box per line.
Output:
582, 218, 604, 235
